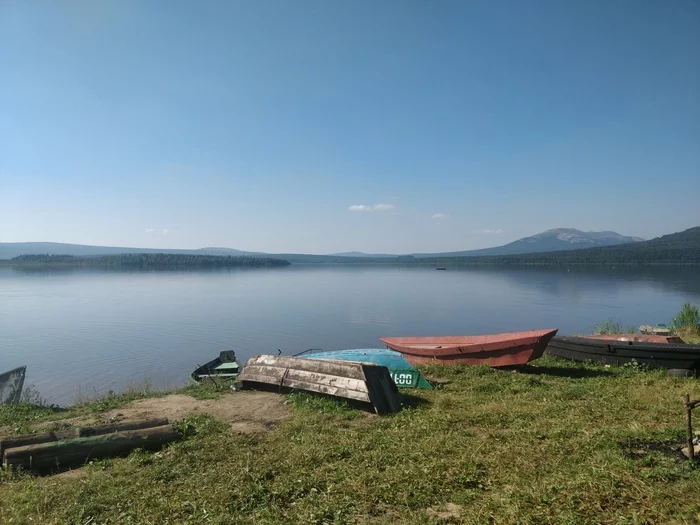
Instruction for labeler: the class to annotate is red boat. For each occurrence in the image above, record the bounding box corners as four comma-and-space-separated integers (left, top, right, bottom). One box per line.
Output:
379, 329, 558, 368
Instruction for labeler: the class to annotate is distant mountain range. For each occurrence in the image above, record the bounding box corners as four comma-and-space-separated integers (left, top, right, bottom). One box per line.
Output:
330, 229, 643, 258
330, 251, 397, 258
0, 242, 252, 260
1, 227, 698, 265
0, 228, 649, 261
411, 229, 644, 258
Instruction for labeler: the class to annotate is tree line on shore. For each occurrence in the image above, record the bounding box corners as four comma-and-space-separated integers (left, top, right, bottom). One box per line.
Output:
9, 253, 291, 269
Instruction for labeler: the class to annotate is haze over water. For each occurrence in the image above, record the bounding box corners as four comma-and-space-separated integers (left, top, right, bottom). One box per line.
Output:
2, 265, 699, 405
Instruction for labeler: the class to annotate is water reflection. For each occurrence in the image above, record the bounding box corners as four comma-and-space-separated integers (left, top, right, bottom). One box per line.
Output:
0, 265, 698, 404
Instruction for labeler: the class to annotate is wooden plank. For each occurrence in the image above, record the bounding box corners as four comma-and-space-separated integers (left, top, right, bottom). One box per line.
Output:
239, 374, 372, 404
4, 425, 179, 471
281, 378, 371, 403
250, 355, 367, 380
241, 364, 371, 391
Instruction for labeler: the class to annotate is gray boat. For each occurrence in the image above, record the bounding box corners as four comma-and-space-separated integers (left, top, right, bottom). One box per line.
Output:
0, 366, 26, 406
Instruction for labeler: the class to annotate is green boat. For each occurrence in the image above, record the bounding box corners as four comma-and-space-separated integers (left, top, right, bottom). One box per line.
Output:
191, 351, 240, 382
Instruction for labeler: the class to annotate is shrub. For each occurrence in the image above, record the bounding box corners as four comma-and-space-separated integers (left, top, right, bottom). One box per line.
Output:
672, 303, 700, 336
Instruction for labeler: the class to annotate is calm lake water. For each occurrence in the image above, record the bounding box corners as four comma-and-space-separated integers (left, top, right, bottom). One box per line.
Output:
2, 265, 700, 404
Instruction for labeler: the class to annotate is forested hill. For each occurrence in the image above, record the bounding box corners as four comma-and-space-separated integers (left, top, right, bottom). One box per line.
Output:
6, 253, 291, 269
418, 226, 700, 265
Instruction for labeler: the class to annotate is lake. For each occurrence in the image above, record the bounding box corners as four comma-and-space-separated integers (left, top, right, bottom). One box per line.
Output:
2, 265, 699, 405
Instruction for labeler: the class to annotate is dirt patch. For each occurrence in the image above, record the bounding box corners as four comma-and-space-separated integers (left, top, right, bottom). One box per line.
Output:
55, 468, 90, 481
426, 503, 463, 520
98, 391, 290, 434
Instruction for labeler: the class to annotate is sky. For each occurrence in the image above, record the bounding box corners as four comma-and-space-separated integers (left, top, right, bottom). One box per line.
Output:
1, 1, 699, 254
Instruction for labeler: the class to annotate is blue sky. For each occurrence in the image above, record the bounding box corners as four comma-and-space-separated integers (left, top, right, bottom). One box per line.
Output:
1, 1, 698, 254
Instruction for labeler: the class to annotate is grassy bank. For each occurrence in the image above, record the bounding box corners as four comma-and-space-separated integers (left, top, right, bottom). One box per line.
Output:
1, 357, 700, 524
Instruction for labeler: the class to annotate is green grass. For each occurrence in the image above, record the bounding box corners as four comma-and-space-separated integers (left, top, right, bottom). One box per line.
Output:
592, 318, 638, 335
2, 357, 700, 524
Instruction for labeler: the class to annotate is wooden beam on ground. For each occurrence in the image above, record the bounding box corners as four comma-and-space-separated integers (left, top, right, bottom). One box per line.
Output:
3, 424, 180, 472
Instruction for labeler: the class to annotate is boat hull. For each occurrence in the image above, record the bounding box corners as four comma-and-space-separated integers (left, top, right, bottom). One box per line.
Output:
191, 351, 240, 382
236, 355, 401, 414
546, 335, 700, 371
380, 329, 558, 368
581, 334, 684, 344
295, 348, 432, 388
0, 366, 26, 406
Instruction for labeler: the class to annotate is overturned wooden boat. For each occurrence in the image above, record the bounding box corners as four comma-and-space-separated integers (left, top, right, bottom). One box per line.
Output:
379, 329, 558, 367
0, 366, 26, 406
546, 335, 700, 373
295, 348, 433, 389
235, 355, 401, 414
191, 351, 240, 382
639, 324, 672, 336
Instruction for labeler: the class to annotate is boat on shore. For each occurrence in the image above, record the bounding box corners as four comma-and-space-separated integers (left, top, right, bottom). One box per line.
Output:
235, 355, 401, 414
545, 335, 700, 373
0, 366, 26, 406
191, 351, 240, 382
581, 334, 684, 344
295, 348, 433, 388
639, 324, 672, 336
379, 329, 558, 367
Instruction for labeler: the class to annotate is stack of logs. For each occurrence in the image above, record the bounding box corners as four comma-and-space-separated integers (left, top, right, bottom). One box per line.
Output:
0, 418, 180, 472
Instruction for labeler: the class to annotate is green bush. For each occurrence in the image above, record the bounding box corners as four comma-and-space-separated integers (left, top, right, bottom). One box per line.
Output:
672, 303, 699, 334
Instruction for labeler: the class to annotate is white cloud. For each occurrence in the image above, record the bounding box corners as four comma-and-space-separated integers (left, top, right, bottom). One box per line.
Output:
431, 213, 448, 220
348, 203, 395, 212
472, 228, 504, 234
163, 229, 169, 235
145, 228, 155, 233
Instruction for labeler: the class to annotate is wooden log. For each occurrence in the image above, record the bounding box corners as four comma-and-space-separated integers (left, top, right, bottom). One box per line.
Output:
0, 430, 78, 459
78, 418, 169, 437
3, 425, 179, 471
686, 393, 695, 461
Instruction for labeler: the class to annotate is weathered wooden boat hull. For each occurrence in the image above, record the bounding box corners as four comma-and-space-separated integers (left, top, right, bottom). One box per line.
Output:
236, 355, 401, 414
582, 334, 684, 344
546, 335, 700, 372
191, 351, 240, 382
295, 348, 433, 389
639, 324, 672, 336
0, 366, 26, 406
380, 329, 558, 368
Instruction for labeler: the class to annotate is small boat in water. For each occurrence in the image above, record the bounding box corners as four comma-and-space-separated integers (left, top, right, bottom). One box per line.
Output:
639, 324, 672, 336
191, 351, 240, 382
295, 348, 433, 388
546, 335, 700, 373
436, 267, 447, 271
380, 329, 558, 368
236, 355, 401, 414
0, 366, 26, 406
